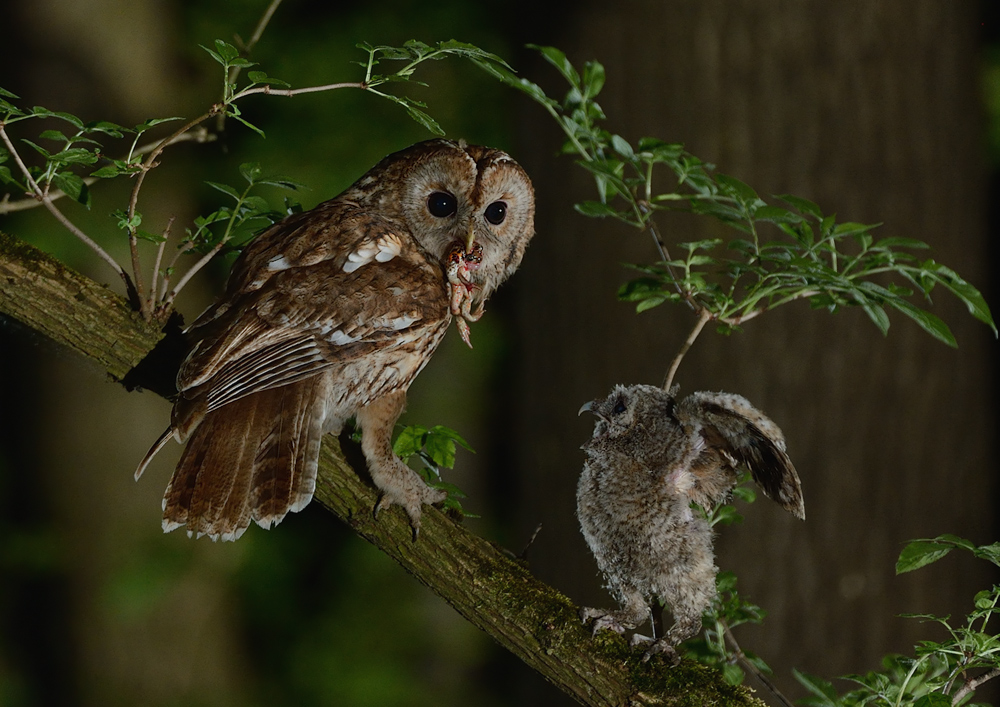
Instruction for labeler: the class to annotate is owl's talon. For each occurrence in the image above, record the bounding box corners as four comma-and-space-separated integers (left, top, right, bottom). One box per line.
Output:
580, 607, 632, 635
639, 639, 681, 665
456, 317, 473, 348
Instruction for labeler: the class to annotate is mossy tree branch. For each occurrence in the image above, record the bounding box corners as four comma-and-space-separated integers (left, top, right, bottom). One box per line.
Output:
0, 231, 764, 707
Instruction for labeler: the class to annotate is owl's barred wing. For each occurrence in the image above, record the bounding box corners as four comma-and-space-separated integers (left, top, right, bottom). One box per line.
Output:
681, 392, 805, 520
176, 229, 449, 418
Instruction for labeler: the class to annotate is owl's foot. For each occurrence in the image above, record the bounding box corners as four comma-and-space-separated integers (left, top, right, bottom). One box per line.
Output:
633, 636, 681, 665
579, 606, 635, 636
373, 469, 448, 539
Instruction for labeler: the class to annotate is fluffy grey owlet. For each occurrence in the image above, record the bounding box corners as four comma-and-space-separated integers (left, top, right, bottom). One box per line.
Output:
577, 384, 804, 662
136, 139, 535, 541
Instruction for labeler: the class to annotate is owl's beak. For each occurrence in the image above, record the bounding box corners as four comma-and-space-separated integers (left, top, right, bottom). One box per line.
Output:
578, 400, 606, 421
464, 227, 475, 253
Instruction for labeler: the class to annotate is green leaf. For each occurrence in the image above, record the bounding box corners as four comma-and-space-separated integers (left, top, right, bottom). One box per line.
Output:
246, 71, 291, 88
90, 165, 123, 179
428, 425, 473, 452
912, 694, 951, 707
732, 486, 756, 503
399, 100, 443, 135
753, 205, 801, 224
528, 44, 580, 87
0, 98, 24, 116
610, 134, 634, 159
924, 262, 996, 333
974, 542, 1000, 567
52, 172, 89, 207
874, 236, 929, 249
896, 541, 953, 574
424, 434, 457, 469
257, 175, 306, 191
38, 130, 68, 143
635, 296, 667, 313
212, 39, 240, 63
51, 147, 97, 165
574, 200, 619, 218
716, 173, 758, 204
20, 139, 51, 158
581, 60, 605, 98
135, 229, 166, 244
228, 112, 266, 138
0, 86, 20, 99
778, 193, 823, 219
792, 669, 843, 707
241, 195, 270, 213
393, 425, 428, 459
832, 221, 877, 238
884, 297, 957, 347
85, 120, 127, 138
720, 663, 744, 685
238, 162, 263, 184
134, 116, 183, 132
205, 181, 241, 200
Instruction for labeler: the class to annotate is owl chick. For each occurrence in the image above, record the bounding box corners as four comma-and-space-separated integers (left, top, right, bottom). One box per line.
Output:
136, 138, 534, 541
577, 384, 804, 662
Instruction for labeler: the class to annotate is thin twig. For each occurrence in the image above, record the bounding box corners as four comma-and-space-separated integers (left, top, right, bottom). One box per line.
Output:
721, 619, 796, 707
0, 124, 128, 284
148, 217, 174, 313
233, 81, 366, 100
951, 667, 1000, 706
218, 0, 285, 131
662, 307, 712, 391
125, 111, 217, 316
163, 240, 228, 308
642, 204, 669, 263
0, 128, 214, 215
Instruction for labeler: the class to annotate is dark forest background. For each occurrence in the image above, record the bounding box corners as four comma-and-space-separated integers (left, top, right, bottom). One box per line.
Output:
0, 1, 998, 705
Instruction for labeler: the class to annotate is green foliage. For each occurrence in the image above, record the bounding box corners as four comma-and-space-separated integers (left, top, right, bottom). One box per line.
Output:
481, 45, 996, 348
681, 571, 771, 687
793, 536, 1000, 707
392, 424, 476, 517
357, 40, 513, 136
185, 161, 303, 254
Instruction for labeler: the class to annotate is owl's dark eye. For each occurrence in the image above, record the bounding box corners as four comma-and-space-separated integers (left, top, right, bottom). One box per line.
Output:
427, 192, 458, 218
484, 201, 507, 225
612, 400, 627, 416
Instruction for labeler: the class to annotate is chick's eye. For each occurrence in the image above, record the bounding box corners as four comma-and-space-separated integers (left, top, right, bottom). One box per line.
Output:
612, 400, 627, 416
427, 191, 457, 218
484, 201, 507, 225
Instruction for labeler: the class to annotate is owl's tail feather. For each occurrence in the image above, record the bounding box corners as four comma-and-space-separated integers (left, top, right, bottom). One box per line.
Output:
134, 426, 174, 481
162, 378, 327, 541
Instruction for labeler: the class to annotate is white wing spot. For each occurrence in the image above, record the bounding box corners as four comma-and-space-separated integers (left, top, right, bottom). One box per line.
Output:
343, 234, 403, 273
327, 329, 360, 345
267, 254, 292, 271
390, 314, 417, 330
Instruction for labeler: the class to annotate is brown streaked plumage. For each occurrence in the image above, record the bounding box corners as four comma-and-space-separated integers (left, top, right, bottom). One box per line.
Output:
576, 384, 804, 663
138, 138, 535, 541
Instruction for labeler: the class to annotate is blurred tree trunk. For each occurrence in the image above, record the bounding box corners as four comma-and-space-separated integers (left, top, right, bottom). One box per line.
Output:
510, 1, 995, 703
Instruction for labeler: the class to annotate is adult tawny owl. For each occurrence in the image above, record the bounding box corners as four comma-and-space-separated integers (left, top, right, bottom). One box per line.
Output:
137, 138, 534, 541
577, 384, 804, 662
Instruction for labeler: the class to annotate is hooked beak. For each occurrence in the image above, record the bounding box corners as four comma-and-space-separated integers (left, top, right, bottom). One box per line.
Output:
464, 227, 475, 253
578, 400, 605, 420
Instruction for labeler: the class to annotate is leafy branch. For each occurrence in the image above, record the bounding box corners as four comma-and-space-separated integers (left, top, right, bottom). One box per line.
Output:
795, 536, 1000, 707
0, 0, 513, 323
472, 45, 997, 387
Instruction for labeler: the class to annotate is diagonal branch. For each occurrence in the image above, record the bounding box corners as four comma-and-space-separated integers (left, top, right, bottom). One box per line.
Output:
0, 230, 764, 707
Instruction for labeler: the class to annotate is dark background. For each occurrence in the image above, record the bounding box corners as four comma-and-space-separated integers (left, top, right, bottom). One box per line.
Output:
0, 1, 997, 705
